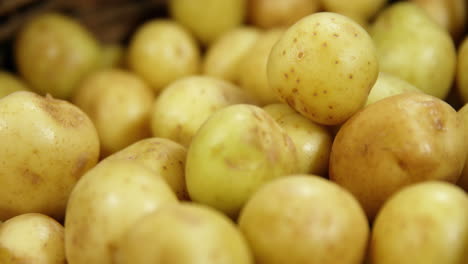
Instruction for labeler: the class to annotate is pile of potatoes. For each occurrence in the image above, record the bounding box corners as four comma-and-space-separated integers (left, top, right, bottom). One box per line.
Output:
1, 0, 468, 263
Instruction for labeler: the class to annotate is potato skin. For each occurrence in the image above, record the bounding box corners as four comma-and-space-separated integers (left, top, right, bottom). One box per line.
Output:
15, 13, 100, 99
238, 175, 369, 264
203, 27, 260, 82
247, 0, 321, 29
128, 20, 200, 93
321, 0, 388, 21
150, 76, 251, 146
104, 138, 188, 200
456, 104, 468, 191
370, 182, 468, 264
330, 92, 466, 220
0, 213, 65, 264
457, 37, 468, 103
370, 2, 456, 99
65, 160, 178, 264
268, 12, 378, 125
186, 104, 299, 217
0, 91, 99, 221
169, 0, 246, 45
0, 71, 29, 98
366, 72, 421, 106
73, 69, 154, 157
115, 203, 253, 264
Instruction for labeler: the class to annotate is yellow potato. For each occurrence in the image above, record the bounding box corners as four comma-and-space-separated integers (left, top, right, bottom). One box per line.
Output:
370, 2, 456, 99
0, 91, 99, 221
65, 160, 178, 264
330, 92, 466, 220
238, 28, 285, 105
366, 72, 421, 106
262, 103, 297, 121
73, 69, 154, 157
456, 104, 468, 191
15, 13, 100, 99
115, 203, 253, 264
321, 0, 388, 22
0, 71, 29, 98
457, 37, 468, 103
238, 175, 369, 264
268, 12, 378, 125
104, 137, 188, 200
0, 213, 65, 264
247, 0, 321, 29
264, 103, 332, 176
203, 27, 260, 82
169, 0, 246, 45
150, 76, 251, 147
411, 0, 466, 40
128, 20, 200, 93
370, 181, 468, 264
186, 104, 299, 217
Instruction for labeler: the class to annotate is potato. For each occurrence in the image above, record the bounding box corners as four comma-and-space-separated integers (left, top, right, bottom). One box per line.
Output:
169, 0, 246, 45
238, 175, 369, 264
264, 103, 332, 175
457, 37, 468, 103
0, 91, 99, 221
0, 71, 29, 98
262, 103, 297, 121
99, 44, 124, 69
370, 2, 456, 99
321, 0, 388, 22
330, 92, 466, 220
366, 72, 421, 106
73, 69, 154, 157
186, 104, 299, 217
0, 213, 65, 264
203, 27, 260, 82
238, 28, 285, 105
65, 160, 178, 264
268, 12, 378, 125
104, 137, 188, 200
370, 181, 468, 264
128, 20, 200, 93
115, 203, 253, 264
411, 0, 466, 40
457, 104, 468, 191
247, 0, 321, 29
150, 76, 252, 146
15, 13, 100, 99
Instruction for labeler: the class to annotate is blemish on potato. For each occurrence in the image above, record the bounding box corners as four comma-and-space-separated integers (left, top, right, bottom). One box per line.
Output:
23, 169, 42, 185
292, 88, 298, 93
333, 33, 339, 38
349, 74, 354, 79
293, 38, 297, 43
72, 154, 89, 179
296, 78, 300, 84
297, 51, 304, 59
328, 105, 334, 110
322, 42, 328, 47
284, 73, 289, 79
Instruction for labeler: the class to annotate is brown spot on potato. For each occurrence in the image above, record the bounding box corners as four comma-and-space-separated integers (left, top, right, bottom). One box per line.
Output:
282, 50, 286, 56
323, 90, 328, 94
23, 169, 42, 185
296, 78, 300, 84
297, 52, 304, 59
313, 32, 317, 36
349, 74, 354, 79
72, 154, 89, 179
322, 42, 328, 47
163, 165, 168, 170
313, 92, 318, 96
293, 38, 297, 43
290, 68, 295, 73
284, 73, 289, 79
285, 97, 295, 108
335, 60, 339, 64
328, 105, 334, 110
333, 33, 339, 37
354, 33, 358, 37
292, 88, 298, 93
434, 119, 444, 131
40, 95, 84, 128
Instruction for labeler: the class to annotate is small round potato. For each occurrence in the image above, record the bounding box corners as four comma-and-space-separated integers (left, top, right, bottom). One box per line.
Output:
268, 12, 378, 125
238, 175, 369, 264
457, 37, 468, 103
321, 0, 388, 22
150, 76, 252, 146
127, 19, 200, 93
264, 104, 332, 176
203, 27, 260, 82
370, 2, 456, 99
456, 104, 468, 191
15, 13, 100, 99
366, 72, 421, 106
115, 203, 253, 264
104, 137, 188, 200
169, 0, 246, 45
411, 0, 466, 40
238, 28, 285, 105
0, 71, 29, 98
370, 182, 468, 264
247, 0, 321, 29
65, 160, 178, 264
0, 213, 65, 264
73, 69, 154, 157
330, 92, 466, 220
0, 91, 99, 221
186, 104, 299, 217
